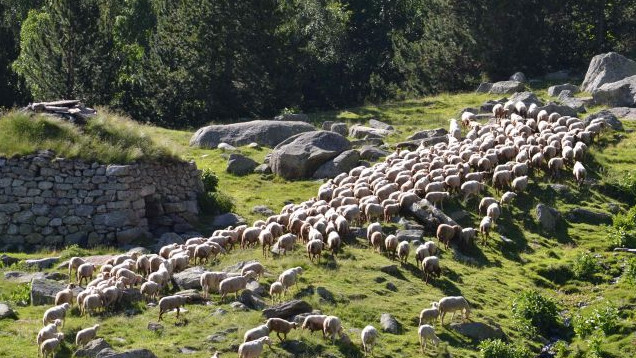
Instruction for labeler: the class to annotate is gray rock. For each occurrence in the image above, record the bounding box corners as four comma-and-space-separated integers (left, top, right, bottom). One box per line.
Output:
449, 210, 471, 222
584, 110, 624, 131
230, 301, 249, 311
253, 164, 272, 175
274, 113, 309, 122
24, 257, 60, 270
316, 287, 335, 303
190, 120, 315, 149
270, 131, 351, 180
43, 272, 68, 281
557, 90, 574, 100
217, 143, 237, 151
223, 260, 258, 274
397, 136, 447, 151
173, 289, 205, 304
607, 203, 621, 214
126, 247, 151, 256
0, 254, 19, 267
581, 52, 636, 93
407, 128, 448, 141
157, 232, 184, 246
349, 125, 391, 139
238, 290, 266, 310
536, 102, 580, 117
211, 308, 227, 316
0, 303, 17, 320
312, 149, 361, 179
31, 278, 82, 306
321, 121, 334, 130
212, 213, 246, 229
550, 184, 569, 195
536, 204, 560, 232
592, 75, 636, 107
280, 340, 311, 356
548, 83, 579, 97
567, 208, 612, 225
330, 122, 348, 136
380, 313, 401, 334
4, 271, 44, 283
178, 347, 197, 354
262, 300, 312, 319
96, 348, 158, 358
385, 282, 398, 292
450, 322, 505, 341
545, 70, 571, 81
359, 146, 389, 161
509, 72, 526, 83
147, 323, 163, 332
247, 142, 260, 149
226, 154, 258, 176
350, 138, 385, 147
559, 97, 588, 113
489, 81, 525, 94
251, 205, 275, 216
172, 266, 205, 290
206, 333, 227, 343
368, 119, 394, 131
246, 280, 265, 296
395, 230, 423, 242
475, 82, 493, 93
606, 107, 636, 121
74, 338, 113, 357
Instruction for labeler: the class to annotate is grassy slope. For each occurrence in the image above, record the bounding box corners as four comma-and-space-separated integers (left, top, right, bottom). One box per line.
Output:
1, 89, 636, 358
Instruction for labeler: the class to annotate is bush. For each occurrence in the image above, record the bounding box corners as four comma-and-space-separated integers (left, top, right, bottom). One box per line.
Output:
479, 339, 531, 358
552, 340, 569, 358
573, 304, 620, 338
511, 290, 559, 336
623, 257, 636, 284
198, 191, 235, 215
0, 283, 31, 306
572, 252, 600, 281
200, 168, 219, 193
586, 332, 604, 358
608, 227, 636, 248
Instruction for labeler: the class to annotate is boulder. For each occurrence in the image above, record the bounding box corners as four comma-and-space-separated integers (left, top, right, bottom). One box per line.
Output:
316, 287, 336, 303
581, 52, 636, 93
359, 146, 389, 161
262, 300, 312, 319
450, 322, 505, 341
475, 82, 493, 93
251, 205, 275, 216
321, 121, 334, 130
246, 280, 265, 296
96, 348, 158, 358
172, 266, 205, 290
592, 75, 636, 107
238, 290, 267, 310
480, 99, 505, 113
536, 102, 580, 117
274, 113, 309, 122
253, 164, 272, 175
606, 107, 636, 121
558, 90, 574, 100
407, 128, 448, 141
217, 143, 237, 151
567, 208, 612, 225
24, 257, 60, 270
226, 154, 258, 176
212, 213, 246, 229
173, 289, 205, 304
489, 81, 525, 94
190, 120, 315, 149
406, 199, 458, 235
368, 119, 394, 131
559, 97, 588, 113
312, 149, 361, 179
536, 204, 560, 232
349, 125, 391, 139
548, 83, 579, 97
395, 230, 423, 242
509, 92, 544, 106
270, 131, 351, 180
380, 313, 401, 334
584, 110, 624, 131
74, 338, 113, 357
509, 72, 526, 83
330, 122, 348, 136
0, 254, 19, 267
31, 278, 82, 306
223, 260, 259, 274
0, 303, 17, 320
4, 271, 45, 283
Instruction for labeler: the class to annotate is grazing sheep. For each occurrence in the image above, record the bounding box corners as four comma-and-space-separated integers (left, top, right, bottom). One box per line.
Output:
140, 281, 160, 302
418, 324, 440, 354
257, 230, 274, 257
81, 293, 103, 316
276, 233, 297, 255
242, 262, 265, 279
269, 281, 284, 302
278, 267, 303, 293
68, 257, 86, 282
244, 324, 270, 343
323, 316, 343, 344
54, 284, 75, 306
266, 318, 298, 341
479, 197, 497, 215
242, 227, 262, 249
436, 224, 461, 249
415, 245, 430, 268
479, 216, 493, 244
238, 336, 272, 358
422, 256, 441, 284
419, 302, 439, 326
367, 222, 383, 242
302, 315, 328, 334
75, 324, 100, 346
423, 241, 437, 256
486, 203, 501, 224
327, 231, 341, 255
397, 241, 410, 264
40, 334, 64, 358
548, 157, 564, 180
573, 161, 586, 186
438, 296, 471, 325
384, 234, 398, 260
136, 255, 151, 277
361, 325, 379, 356
500, 191, 517, 207
77, 263, 97, 286
42, 303, 70, 327
425, 191, 449, 210
492, 170, 512, 193
158, 295, 188, 321
306, 239, 324, 263
493, 103, 505, 120
36, 319, 62, 347
511, 175, 528, 193
370, 231, 384, 253
461, 228, 477, 246
461, 180, 484, 202
384, 203, 401, 222
219, 272, 256, 301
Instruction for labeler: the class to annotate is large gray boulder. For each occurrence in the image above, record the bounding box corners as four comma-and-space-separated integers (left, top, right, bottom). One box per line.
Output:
211, 213, 246, 229
567, 208, 612, 225
407, 128, 448, 141
368, 119, 394, 131
536, 102, 580, 117
585, 110, 624, 131
475, 82, 493, 93
581, 52, 636, 93
172, 266, 205, 290
75, 338, 113, 357
226, 154, 258, 176
380, 313, 401, 334
270, 131, 351, 180
96, 348, 158, 358
0, 303, 17, 320
592, 75, 636, 107
31, 278, 83, 306
312, 149, 360, 179
190, 120, 315, 149
548, 83, 579, 97
349, 125, 391, 139
559, 97, 589, 114
509, 72, 526, 83
359, 146, 389, 161
606, 107, 636, 121
509, 92, 543, 106
330, 122, 348, 136
262, 300, 312, 319
489, 81, 525, 94
536, 204, 560, 232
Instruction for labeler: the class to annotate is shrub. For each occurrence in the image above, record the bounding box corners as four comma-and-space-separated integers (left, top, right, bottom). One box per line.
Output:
552, 340, 569, 358
200, 168, 219, 193
608, 227, 636, 248
198, 191, 235, 215
0, 283, 31, 306
623, 257, 636, 284
511, 290, 559, 336
59, 244, 91, 260
573, 304, 620, 338
586, 332, 604, 358
572, 252, 600, 281
478, 339, 531, 358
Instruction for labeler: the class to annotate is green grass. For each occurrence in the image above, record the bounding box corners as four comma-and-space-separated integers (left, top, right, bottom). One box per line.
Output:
1, 89, 636, 357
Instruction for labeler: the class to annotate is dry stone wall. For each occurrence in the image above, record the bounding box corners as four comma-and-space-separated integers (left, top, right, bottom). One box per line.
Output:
0, 151, 203, 250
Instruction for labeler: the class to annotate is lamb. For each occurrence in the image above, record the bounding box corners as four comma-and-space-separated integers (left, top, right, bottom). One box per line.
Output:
276, 233, 296, 255
573, 161, 586, 186
397, 240, 410, 264
244, 324, 270, 343
238, 336, 271, 358
302, 315, 328, 334
384, 234, 398, 260
361, 325, 379, 356
40, 334, 64, 358
42, 303, 70, 327
306, 239, 324, 263
219, 272, 256, 301
419, 302, 439, 326
54, 284, 75, 306
479, 216, 492, 244
75, 324, 100, 346
36, 319, 62, 347
269, 281, 284, 302
415, 245, 430, 268
436, 224, 461, 249
323, 315, 343, 344
422, 256, 441, 284
438, 296, 471, 325
158, 294, 188, 321
140, 281, 160, 302
77, 263, 97, 286
425, 191, 449, 210
417, 324, 440, 354
266, 318, 298, 341
500, 191, 517, 207
68, 257, 86, 282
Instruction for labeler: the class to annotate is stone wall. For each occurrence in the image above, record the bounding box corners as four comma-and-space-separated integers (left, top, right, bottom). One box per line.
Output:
0, 151, 203, 250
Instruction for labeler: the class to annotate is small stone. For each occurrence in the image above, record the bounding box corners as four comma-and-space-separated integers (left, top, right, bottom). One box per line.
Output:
0, 303, 18, 320
230, 301, 249, 311
380, 313, 401, 334
217, 143, 237, 151
147, 323, 164, 331
385, 282, 398, 292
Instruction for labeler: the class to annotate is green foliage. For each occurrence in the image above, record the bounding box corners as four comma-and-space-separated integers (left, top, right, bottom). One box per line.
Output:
511, 290, 559, 336
552, 340, 569, 358
198, 191, 235, 215
572, 252, 600, 281
478, 339, 532, 358
59, 244, 91, 260
623, 257, 636, 284
586, 332, 605, 358
609, 205, 636, 248
0, 282, 31, 306
616, 171, 636, 196
573, 304, 620, 338
200, 169, 219, 193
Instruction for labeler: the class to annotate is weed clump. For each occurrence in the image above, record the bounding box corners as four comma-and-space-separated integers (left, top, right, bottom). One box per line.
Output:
572, 252, 600, 281
573, 304, 620, 338
511, 290, 559, 336
479, 339, 531, 358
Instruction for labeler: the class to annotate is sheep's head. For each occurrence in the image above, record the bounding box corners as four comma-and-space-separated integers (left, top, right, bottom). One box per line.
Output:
53, 319, 62, 327
262, 336, 272, 348
61, 303, 71, 310
56, 332, 64, 340
291, 322, 299, 330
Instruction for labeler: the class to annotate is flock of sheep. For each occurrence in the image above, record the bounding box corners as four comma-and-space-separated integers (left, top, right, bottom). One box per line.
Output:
33, 97, 609, 357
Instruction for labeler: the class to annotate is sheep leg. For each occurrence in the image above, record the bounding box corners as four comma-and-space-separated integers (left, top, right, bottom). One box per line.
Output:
440, 312, 445, 325
176, 307, 180, 319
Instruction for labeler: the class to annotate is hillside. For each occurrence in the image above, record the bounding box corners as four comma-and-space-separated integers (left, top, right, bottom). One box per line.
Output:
1, 88, 636, 358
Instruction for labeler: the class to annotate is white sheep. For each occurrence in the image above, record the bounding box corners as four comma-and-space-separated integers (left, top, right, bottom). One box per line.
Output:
423, 241, 437, 256
422, 256, 441, 284
417, 324, 440, 354
302, 315, 328, 334
384, 234, 398, 260
36, 319, 62, 347
425, 191, 449, 210
266, 318, 298, 341
140, 281, 160, 302
306, 239, 324, 263
40, 334, 64, 358
461, 228, 477, 246
269, 281, 284, 302
361, 325, 379, 356
241, 262, 265, 279
42, 303, 70, 327
397, 241, 410, 264
77, 263, 97, 286
500, 191, 517, 207
278, 267, 303, 293
244, 324, 270, 343
486, 203, 501, 223
158, 294, 188, 321
81, 293, 103, 316
419, 302, 439, 326
219, 272, 255, 301
327, 231, 341, 255
238, 336, 271, 358
438, 296, 471, 325
479, 216, 492, 244
323, 315, 343, 344
415, 245, 429, 268
573, 161, 586, 186
55, 283, 75, 306
68, 257, 86, 282
460, 180, 484, 202
511, 175, 528, 193
276, 233, 296, 255
75, 324, 100, 346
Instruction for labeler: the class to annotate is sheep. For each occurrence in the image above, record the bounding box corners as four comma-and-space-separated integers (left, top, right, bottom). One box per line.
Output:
77, 263, 97, 286
365, 203, 384, 223
367, 222, 382, 242
302, 315, 328, 334
68, 257, 86, 282
158, 294, 188, 321
397, 240, 410, 264
460, 180, 484, 202
54, 283, 75, 306
423, 240, 437, 256
492, 170, 512, 193
278, 267, 303, 293
269, 281, 284, 302
241, 227, 262, 249
548, 157, 564, 180
419, 302, 439, 326
573, 161, 586, 186
276, 233, 296, 255
486, 203, 501, 224
500, 191, 517, 207
515, 101, 527, 117
266, 318, 298, 341
75, 324, 100, 346
438, 296, 471, 325
417, 325, 440, 354
493, 103, 505, 120
384, 234, 398, 260
42, 303, 70, 327
327, 231, 341, 255
140, 281, 160, 302
361, 325, 379, 356
306, 239, 324, 263
244, 324, 270, 343
323, 315, 343, 344
36, 319, 62, 347
436, 224, 461, 249
480, 216, 492, 244
242, 262, 265, 279
40, 334, 63, 358
81, 293, 103, 316
425, 191, 449, 210
370, 231, 384, 253
136, 255, 151, 277
238, 336, 271, 358
422, 256, 441, 284
415, 245, 430, 268
219, 272, 256, 301
511, 175, 528, 193
461, 228, 477, 246
384, 203, 401, 222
